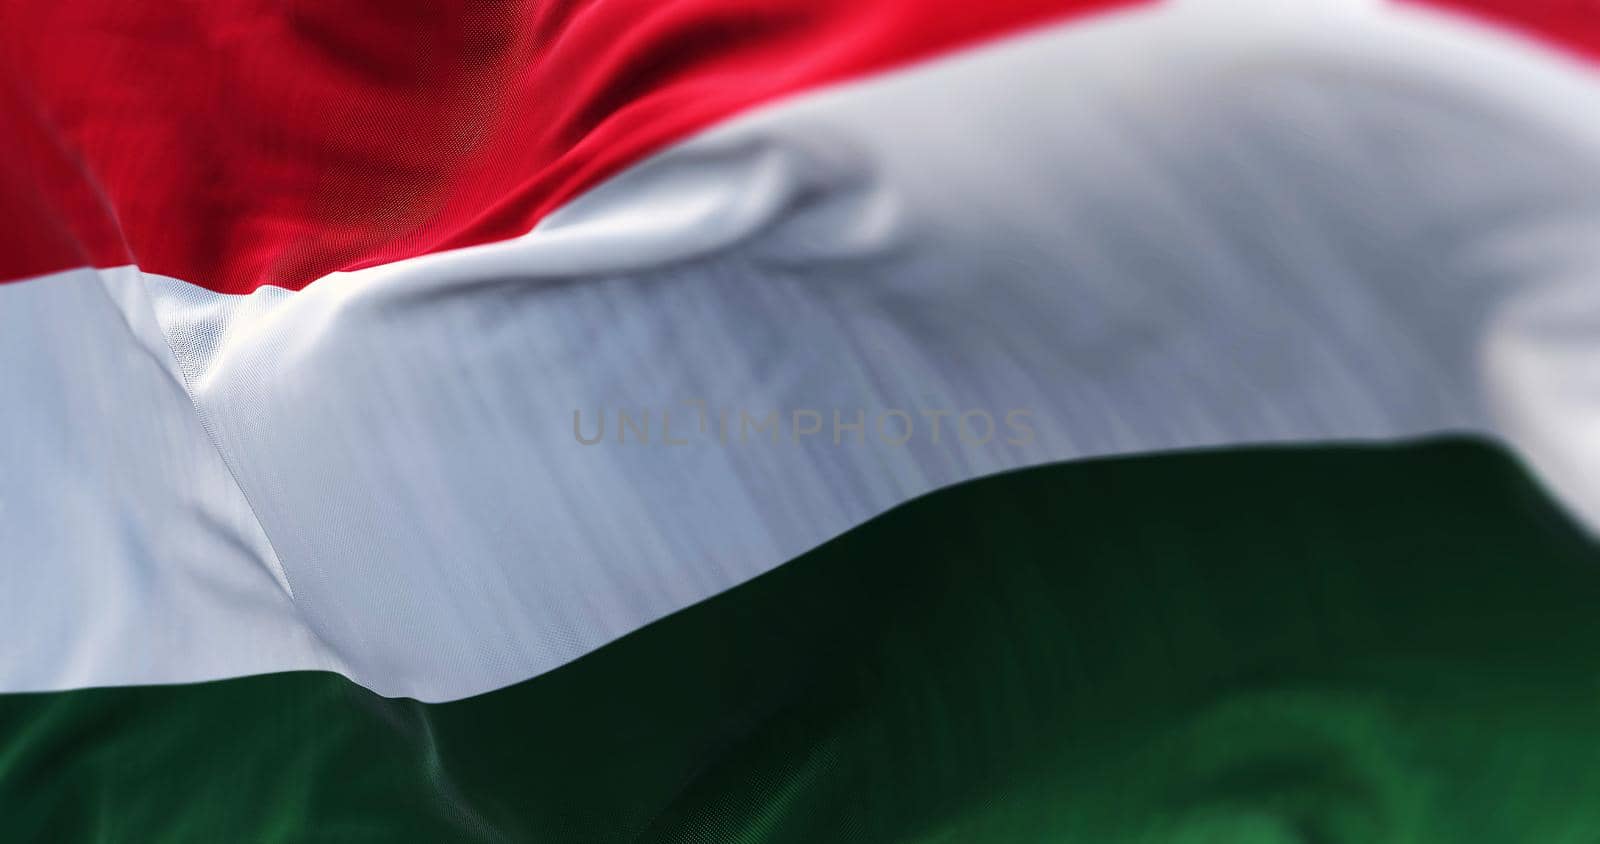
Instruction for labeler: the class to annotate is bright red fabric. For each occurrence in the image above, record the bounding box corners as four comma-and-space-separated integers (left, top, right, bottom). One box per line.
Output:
1409, 1, 1600, 64
0, 0, 1140, 291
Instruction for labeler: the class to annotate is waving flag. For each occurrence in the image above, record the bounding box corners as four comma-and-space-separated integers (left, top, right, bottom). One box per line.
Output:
3, 0, 1600, 839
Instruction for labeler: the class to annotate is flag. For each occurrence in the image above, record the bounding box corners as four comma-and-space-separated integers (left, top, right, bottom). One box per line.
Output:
3, 0, 1600, 839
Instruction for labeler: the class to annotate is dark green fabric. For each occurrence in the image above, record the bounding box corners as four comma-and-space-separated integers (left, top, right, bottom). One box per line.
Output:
5, 439, 1600, 842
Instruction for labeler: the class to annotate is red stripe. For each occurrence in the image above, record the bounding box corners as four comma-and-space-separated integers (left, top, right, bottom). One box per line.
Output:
1407, 1, 1600, 62
0, 0, 1141, 292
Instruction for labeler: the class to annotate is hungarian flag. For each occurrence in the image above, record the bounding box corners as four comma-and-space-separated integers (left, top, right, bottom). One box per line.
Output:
4, 0, 1600, 839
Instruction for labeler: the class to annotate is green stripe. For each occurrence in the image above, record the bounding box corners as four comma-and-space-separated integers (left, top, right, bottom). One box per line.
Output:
6, 439, 1600, 842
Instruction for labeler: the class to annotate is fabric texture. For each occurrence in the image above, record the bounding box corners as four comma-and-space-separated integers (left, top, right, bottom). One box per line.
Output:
6, 441, 1600, 842
5, 1, 1600, 839
8, 3, 1600, 699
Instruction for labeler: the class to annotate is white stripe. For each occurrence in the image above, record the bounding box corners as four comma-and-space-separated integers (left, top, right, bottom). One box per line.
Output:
0, 267, 343, 689
8, 3, 1600, 700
